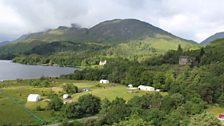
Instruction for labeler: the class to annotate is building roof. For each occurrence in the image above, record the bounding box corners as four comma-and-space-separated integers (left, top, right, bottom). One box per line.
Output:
28, 94, 40, 97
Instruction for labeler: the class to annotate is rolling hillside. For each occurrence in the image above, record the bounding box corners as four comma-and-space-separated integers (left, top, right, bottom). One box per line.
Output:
0, 41, 11, 46
201, 32, 224, 45
0, 19, 199, 66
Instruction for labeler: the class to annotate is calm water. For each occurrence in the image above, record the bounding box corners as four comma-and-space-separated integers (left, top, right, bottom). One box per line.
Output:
0, 60, 77, 80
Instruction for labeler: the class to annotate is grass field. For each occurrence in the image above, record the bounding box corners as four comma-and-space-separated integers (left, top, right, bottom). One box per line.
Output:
0, 78, 163, 125
207, 105, 224, 125
207, 105, 224, 117
0, 93, 38, 125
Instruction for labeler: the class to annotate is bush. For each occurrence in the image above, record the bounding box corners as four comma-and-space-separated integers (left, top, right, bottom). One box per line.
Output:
63, 84, 78, 94
78, 94, 101, 115
48, 95, 63, 111
63, 102, 82, 118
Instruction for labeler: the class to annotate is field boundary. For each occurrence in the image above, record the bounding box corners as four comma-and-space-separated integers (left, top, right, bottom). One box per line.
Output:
0, 89, 45, 124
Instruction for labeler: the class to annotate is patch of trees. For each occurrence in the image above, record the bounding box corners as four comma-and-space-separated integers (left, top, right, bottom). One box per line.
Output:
45, 91, 219, 126
63, 84, 78, 94
62, 49, 224, 106
92, 93, 215, 126
47, 95, 64, 111
29, 79, 50, 87
63, 94, 101, 118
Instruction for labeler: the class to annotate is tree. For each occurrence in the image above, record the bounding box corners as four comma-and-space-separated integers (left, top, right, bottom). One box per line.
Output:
78, 94, 101, 115
199, 47, 205, 57
99, 98, 131, 125
217, 94, 224, 106
143, 108, 165, 126
177, 44, 183, 53
112, 115, 152, 126
162, 107, 189, 126
100, 98, 111, 114
161, 93, 184, 112
63, 102, 82, 118
183, 100, 205, 115
48, 95, 63, 111
63, 84, 78, 94
189, 112, 221, 126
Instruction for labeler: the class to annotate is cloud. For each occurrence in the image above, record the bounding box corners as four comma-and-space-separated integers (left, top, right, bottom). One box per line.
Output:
0, 0, 223, 42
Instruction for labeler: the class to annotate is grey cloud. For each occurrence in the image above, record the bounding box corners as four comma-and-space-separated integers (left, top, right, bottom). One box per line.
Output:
0, 0, 223, 42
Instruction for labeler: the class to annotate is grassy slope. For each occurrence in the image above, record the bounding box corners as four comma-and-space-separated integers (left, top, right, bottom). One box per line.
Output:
207, 105, 224, 125
0, 93, 37, 125
104, 35, 200, 61
0, 79, 165, 125
0, 19, 200, 64
207, 105, 224, 117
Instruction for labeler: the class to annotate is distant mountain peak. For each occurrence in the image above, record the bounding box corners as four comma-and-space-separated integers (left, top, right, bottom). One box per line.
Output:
12, 18, 195, 44
201, 32, 224, 45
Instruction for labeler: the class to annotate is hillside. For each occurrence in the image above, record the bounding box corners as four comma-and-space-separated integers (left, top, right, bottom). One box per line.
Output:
201, 32, 224, 45
0, 19, 199, 66
14, 19, 194, 43
0, 41, 11, 46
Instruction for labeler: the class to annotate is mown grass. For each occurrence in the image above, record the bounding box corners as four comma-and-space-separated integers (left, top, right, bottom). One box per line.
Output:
207, 105, 224, 117
0, 93, 40, 125
0, 78, 166, 125
71, 85, 167, 101
207, 105, 224, 125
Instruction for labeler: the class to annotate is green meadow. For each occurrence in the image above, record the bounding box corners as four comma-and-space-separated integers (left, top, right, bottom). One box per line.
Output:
0, 78, 162, 125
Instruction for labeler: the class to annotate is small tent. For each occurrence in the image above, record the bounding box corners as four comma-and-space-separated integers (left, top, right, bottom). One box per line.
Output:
99, 60, 107, 66
27, 94, 41, 102
128, 84, 133, 88
63, 94, 70, 99
100, 79, 109, 84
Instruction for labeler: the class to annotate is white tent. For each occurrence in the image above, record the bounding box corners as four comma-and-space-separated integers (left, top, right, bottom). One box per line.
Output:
27, 94, 41, 102
99, 60, 107, 66
63, 94, 70, 99
100, 79, 109, 84
138, 85, 155, 91
128, 84, 133, 88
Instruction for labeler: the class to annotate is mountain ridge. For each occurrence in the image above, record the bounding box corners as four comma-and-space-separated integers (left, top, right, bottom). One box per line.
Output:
13, 19, 196, 44
201, 32, 224, 45
0, 18, 199, 67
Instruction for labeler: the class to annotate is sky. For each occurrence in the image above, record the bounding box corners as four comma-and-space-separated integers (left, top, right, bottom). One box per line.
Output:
0, 0, 224, 42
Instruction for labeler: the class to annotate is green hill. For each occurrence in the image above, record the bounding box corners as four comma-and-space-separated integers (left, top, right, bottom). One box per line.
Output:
199, 38, 224, 65
201, 32, 224, 45
14, 19, 194, 43
0, 19, 199, 67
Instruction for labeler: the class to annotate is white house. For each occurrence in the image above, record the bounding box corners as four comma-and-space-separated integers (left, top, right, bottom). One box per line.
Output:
63, 94, 70, 99
138, 85, 155, 91
100, 79, 109, 84
99, 60, 107, 66
128, 84, 133, 88
27, 94, 41, 102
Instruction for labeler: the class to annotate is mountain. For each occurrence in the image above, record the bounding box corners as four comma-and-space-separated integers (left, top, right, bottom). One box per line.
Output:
197, 38, 224, 64
0, 41, 11, 46
201, 32, 224, 45
88, 19, 175, 42
14, 19, 194, 44
0, 19, 199, 66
